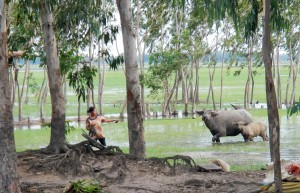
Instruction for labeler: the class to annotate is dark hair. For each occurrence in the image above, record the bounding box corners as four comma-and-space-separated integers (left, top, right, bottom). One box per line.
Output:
87, 106, 95, 113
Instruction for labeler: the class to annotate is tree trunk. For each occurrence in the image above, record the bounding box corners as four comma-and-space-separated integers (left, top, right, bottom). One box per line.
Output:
19, 61, 29, 120
220, 50, 225, 109
10, 64, 15, 106
262, 0, 282, 191
192, 60, 200, 118
136, 0, 146, 117
275, 46, 282, 108
40, 0, 67, 153
207, 66, 216, 109
0, 1, 21, 191
285, 41, 293, 107
250, 72, 255, 105
15, 66, 22, 121
40, 73, 48, 122
181, 68, 188, 115
244, 41, 253, 109
189, 61, 194, 102
194, 59, 200, 103
97, 39, 105, 115
24, 61, 30, 104
119, 97, 127, 119
289, 38, 300, 106
117, 0, 145, 158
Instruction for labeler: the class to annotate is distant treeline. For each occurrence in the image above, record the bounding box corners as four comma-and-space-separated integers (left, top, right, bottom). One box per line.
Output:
15, 51, 290, 66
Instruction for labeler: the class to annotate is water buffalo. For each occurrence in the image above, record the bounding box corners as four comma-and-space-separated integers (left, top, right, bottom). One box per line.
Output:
196, 109, 253, 142
234, 121, 268, 142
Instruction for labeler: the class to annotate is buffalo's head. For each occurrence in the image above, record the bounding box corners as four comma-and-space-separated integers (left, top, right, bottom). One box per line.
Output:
196, 110, 218, 122
233, 121, 249, 131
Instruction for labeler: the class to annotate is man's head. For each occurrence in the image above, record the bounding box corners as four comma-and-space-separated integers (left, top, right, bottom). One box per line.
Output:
87, 106, 96, 114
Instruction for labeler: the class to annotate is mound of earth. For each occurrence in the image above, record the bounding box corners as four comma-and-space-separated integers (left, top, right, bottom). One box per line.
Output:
17, 147, 265, 193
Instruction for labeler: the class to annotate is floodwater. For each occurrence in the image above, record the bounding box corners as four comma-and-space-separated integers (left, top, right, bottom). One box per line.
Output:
15, 113, 300, 167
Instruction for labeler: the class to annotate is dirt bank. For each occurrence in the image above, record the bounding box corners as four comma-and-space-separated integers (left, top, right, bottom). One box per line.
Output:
17, 148, 265, 193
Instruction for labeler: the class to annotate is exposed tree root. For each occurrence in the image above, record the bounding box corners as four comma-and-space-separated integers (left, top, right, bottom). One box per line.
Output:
147, 155, 197, 175
109, 155, 129, 172
121, 185, 160, 193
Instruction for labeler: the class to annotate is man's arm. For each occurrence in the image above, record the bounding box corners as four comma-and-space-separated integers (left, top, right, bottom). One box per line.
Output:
101, 117, 118, 123
86, 118, 91, 130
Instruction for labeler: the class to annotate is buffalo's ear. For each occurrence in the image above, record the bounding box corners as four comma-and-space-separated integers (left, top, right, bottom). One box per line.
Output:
196, 110, 204, 116
211, 111, 219, 117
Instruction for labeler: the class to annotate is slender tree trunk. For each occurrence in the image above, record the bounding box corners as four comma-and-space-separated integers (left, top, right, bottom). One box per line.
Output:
10, 65, 15, 106
40, 72, 48, 122
0, 1, 21, 191
63, 75, 67, 105
119, 97, 127, 119
189, 61, 194, 102
37, 69, 46, 104
97, 38, 105, 115
24, 61, 30, 104
192, 60, 200, 118
40, 0, 67, 153
285, 41, 293, 107
275, 46, 282, 108
99, 40, 106, 114
244, 41, 252, 109
262, 0, 282, 191
181, 68, 188, 115
220, 50, 224, 109
19, 61, 29, 120
250, 72, 255, 105
289, 38, 300, 106
207, 66, 216, 109
164, 74, 180, 116
136, 0, 146, 117
86, 37, 93, 108
194, 60, 200, 103
15, 66, 22, 121
117, 0, 145, 158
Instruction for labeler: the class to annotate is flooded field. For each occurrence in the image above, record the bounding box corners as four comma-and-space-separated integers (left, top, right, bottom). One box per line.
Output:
15, 113, 300, 169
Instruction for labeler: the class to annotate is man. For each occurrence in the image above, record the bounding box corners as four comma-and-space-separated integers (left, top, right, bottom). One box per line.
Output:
86, 106, 118, 146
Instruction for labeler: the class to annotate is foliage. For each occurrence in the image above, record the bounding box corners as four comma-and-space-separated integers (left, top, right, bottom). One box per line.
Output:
27, 72, 40, 94
107, 54, 124, 70
40, 120, 75, 138
68, 65, 97, 102
65, 120, 76, 136
287, 101, 300, 118
143, 50, 188, 98
64, 179, 104, 193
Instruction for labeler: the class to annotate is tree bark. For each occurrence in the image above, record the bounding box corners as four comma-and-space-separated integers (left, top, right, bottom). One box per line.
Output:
220, 50, 224, 109
285, 41, 293, 107
244, 41, 253, 109
275, 46, 282, 108
0, 1, 21, 191
40, 0, 67, 153
117, 0, 145, 158
289, 39, 300, 106
24, 61, 30, 104
262, 0, 282, 192
19, 61, 29, 121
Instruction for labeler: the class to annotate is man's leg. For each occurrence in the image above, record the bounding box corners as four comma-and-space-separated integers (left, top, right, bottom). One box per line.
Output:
99, 138, 106, 146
